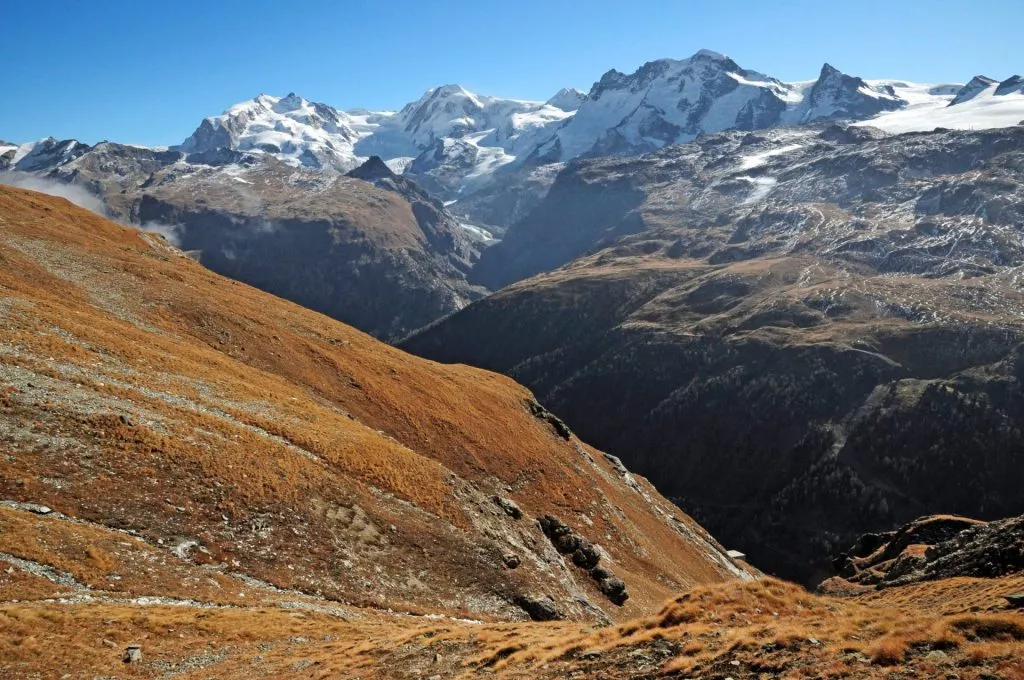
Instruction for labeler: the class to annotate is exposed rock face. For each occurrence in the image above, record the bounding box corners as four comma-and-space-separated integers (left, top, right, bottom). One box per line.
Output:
404, 124, 1024, 583
950, 75, 999, 106
539, 515, 629, 605
798, 63, 903, 122
515, 595, 562, 621
824, 514, 1024, 590
9, 137, 90, 173
493, 496, 523, 520
995, 75, 1024, 97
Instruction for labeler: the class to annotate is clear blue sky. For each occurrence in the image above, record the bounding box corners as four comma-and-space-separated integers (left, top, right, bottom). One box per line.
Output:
2, 0, 1020, 146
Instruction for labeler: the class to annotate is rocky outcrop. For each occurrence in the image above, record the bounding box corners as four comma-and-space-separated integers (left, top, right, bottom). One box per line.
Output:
798, 63, 903, 122
823, 514, 1024, 591
527, 400, 572, 441
539, 515, 629, 605
515, 595, 562, 621
950, 76, 999, 106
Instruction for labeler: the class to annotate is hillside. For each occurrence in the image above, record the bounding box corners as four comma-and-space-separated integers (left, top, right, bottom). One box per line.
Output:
3, 148, 486, 340
0, 185, 753, 628
4, 514, 1022, 677
1, 191, 1022, 679
404, 123, 1024, 583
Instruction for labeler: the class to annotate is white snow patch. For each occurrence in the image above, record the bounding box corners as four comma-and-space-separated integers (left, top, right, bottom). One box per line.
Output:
737, 144, 803, 170
458, 222, 496, 242
737, 176, 779, 203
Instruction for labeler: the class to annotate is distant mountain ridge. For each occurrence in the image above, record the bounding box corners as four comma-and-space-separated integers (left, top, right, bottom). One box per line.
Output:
3, 51, 1023, 341
6, 51, 1023, 207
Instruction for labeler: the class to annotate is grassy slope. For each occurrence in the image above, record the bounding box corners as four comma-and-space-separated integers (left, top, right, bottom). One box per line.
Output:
0, 186, 746, 623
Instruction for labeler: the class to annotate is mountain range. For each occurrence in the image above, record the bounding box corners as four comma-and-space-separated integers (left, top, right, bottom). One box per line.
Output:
2, 47, 1024, 678
4, 50, 1023, 340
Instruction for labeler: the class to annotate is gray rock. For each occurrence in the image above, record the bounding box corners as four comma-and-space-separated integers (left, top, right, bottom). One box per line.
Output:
1005, 591, 1024, 608
554, 533, 582, 554
123, 645, 142, 664
493, 495, 523, 520
571, 541, 601, 569
598, 576, 629, 606
515, 595, 562, 621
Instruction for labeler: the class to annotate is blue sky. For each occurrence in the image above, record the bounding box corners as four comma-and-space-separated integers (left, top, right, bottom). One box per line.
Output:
2, 0, 1020, 146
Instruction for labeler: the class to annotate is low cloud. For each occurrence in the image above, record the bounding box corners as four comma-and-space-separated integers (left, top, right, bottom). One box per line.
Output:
0, 172, 109, 216
140, 221, 183, 248
1, 172, 186, 249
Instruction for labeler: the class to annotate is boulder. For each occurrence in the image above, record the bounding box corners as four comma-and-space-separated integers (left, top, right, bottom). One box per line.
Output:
123, 645, 142, 664
515, 595, 562, 621
572, 541, 601, 569
598, 576, 629, 606
554, 533, 582, 554
539, 514, 571, 539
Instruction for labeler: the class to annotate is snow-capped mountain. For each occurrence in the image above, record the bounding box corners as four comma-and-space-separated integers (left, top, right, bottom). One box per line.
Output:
532, 50, 912, 162
546, 87, 587, 112
176, 93, 368, 170
171, 86, 579, 196
950, 76, 1000, 106
791, 63, 903, 122
359, 85, 578, 196
6, 50, 1024, 212
6, 137, 91, 172
376, 84, 574, 154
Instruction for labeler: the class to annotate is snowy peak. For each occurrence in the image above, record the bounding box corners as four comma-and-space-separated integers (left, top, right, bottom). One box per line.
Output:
547, 49, 799, 160
950, 76, 999, 106
855, 74, 1024, 134
546, 87, 587, 112
395, 84, 488, 146
798, 63, 903, 122
177, 93, 364, 170
995, 75, 1024, 97
536, 52, 943, 162
11, 137, 90, 172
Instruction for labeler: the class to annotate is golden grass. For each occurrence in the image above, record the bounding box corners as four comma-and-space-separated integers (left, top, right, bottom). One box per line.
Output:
0, 185, 751, 622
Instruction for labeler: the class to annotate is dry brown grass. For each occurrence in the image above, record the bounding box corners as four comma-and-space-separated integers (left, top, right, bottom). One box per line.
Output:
0, 572, 1021, 678
0, 185, 751, 626
447, 577, 1024, 679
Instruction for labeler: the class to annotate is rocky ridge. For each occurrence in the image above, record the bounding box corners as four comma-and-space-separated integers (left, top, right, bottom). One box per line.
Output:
825, 514, 1024, 591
